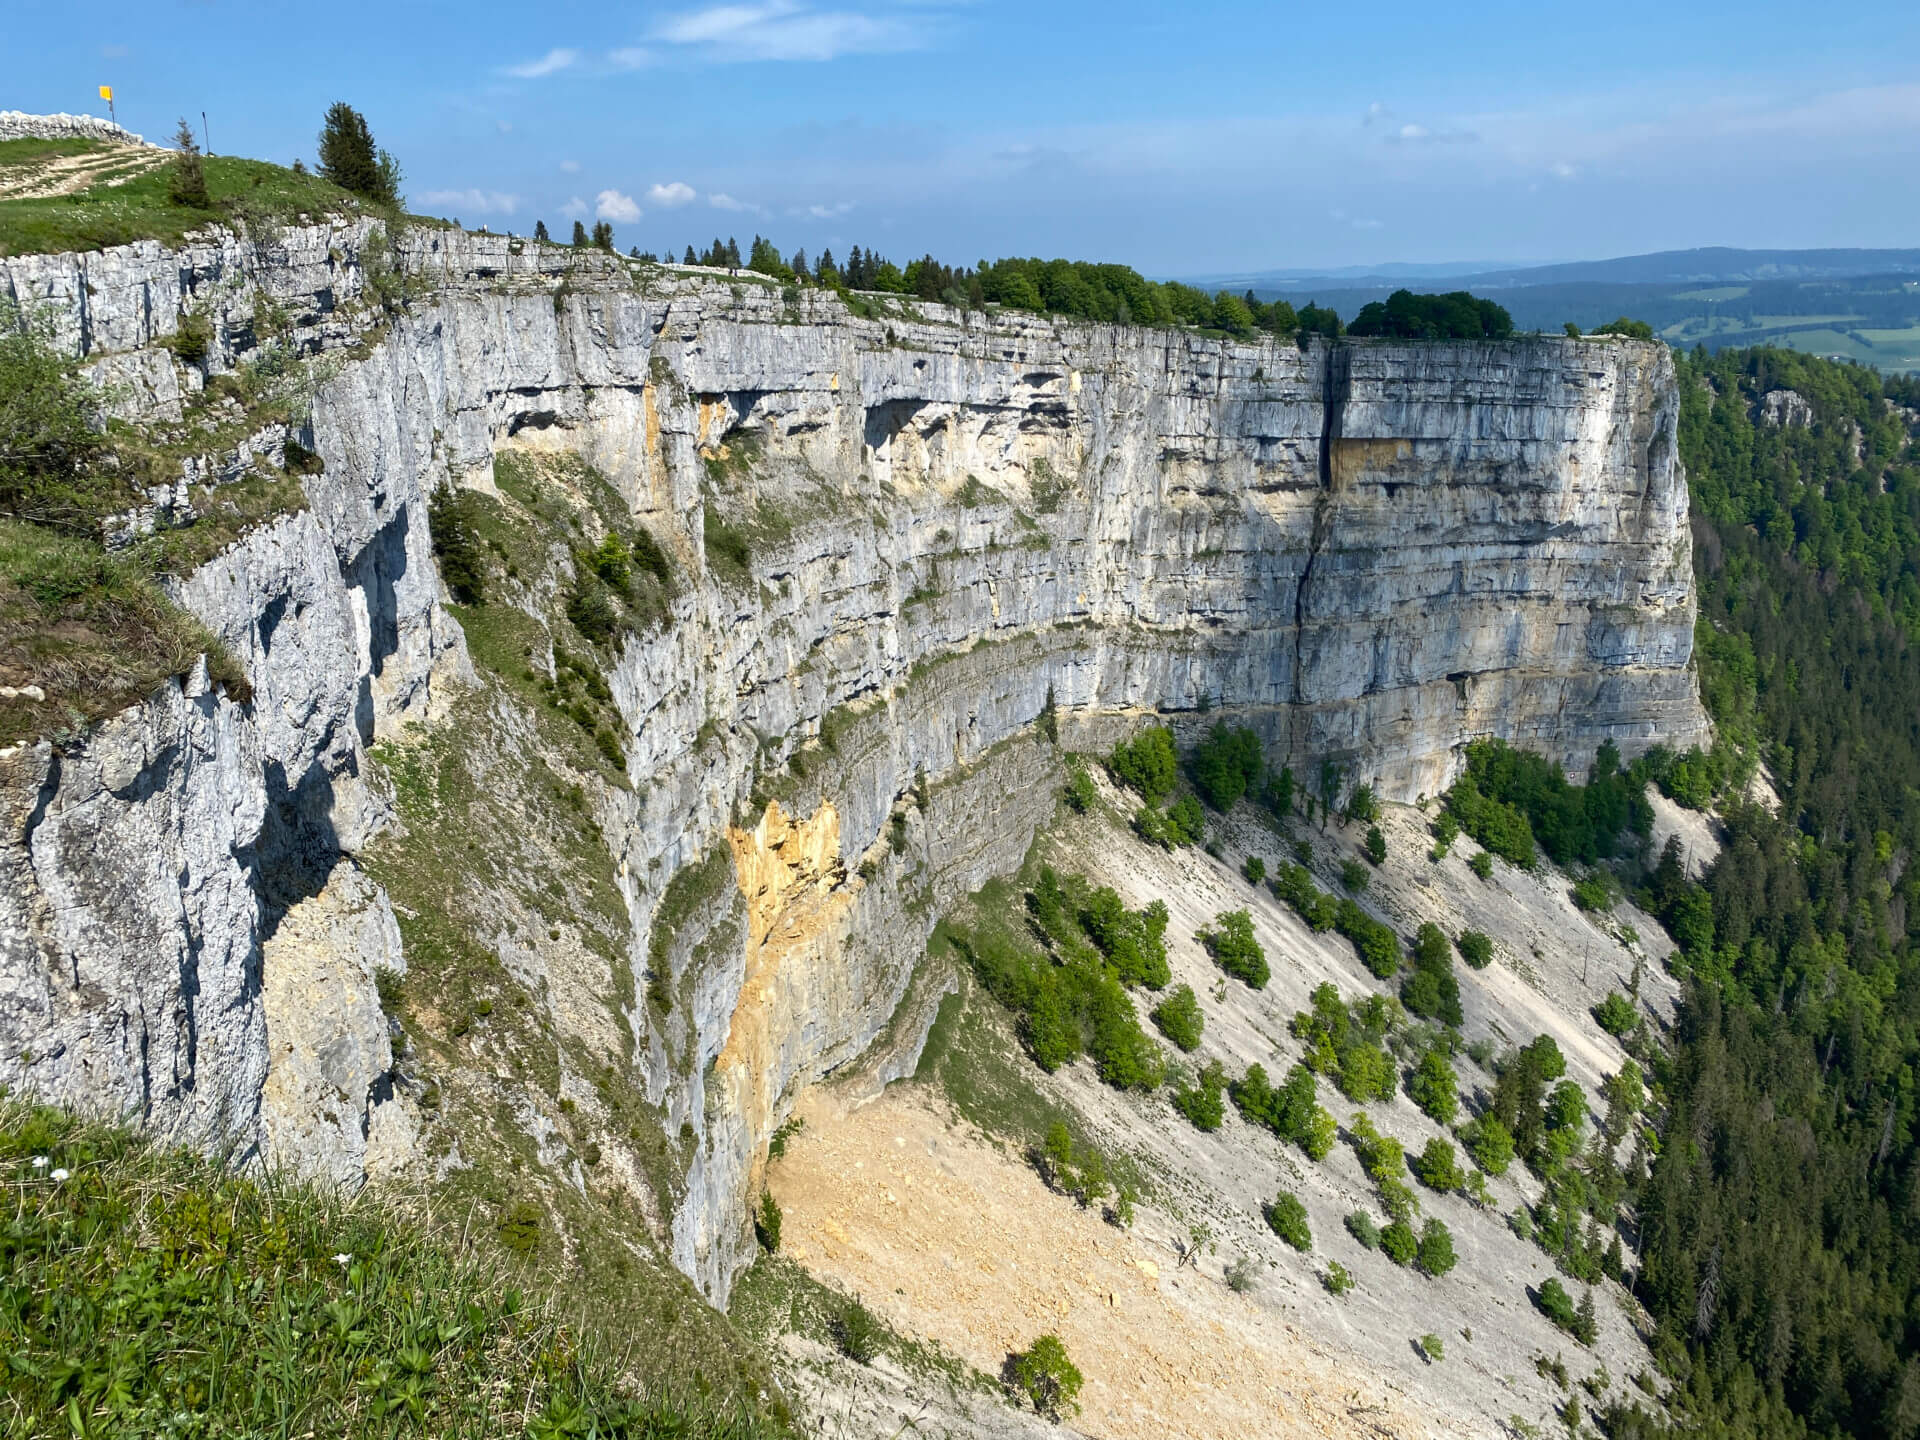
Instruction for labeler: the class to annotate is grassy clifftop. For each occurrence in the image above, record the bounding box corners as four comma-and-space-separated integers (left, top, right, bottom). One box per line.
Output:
0, 1101, 790, 1438
0, 136, 381, 257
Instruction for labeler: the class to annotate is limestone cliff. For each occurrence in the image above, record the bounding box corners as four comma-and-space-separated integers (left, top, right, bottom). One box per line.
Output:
0, 223, 1705, 1299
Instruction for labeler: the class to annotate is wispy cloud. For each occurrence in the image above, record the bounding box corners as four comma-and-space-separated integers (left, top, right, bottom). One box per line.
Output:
560, 160, 580, 173
560, 196, 589, 219
596, 189, 642, 222
506, 47, 580, 78
420, 188, 522, 216
650, 1, 925, 62
709, 192, 760, 212
788, 200, 854, 219
647, 181, 697, 208
609, 46, 655, 69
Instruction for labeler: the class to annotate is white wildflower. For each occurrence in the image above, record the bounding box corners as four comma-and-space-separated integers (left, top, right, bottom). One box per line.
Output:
30, 1156, 48, 1169
50, 1168, 69, 1182
334, 1253, 352, 1267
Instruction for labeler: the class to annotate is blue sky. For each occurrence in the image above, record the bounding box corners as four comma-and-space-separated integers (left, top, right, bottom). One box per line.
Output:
8, 0, 1919, 274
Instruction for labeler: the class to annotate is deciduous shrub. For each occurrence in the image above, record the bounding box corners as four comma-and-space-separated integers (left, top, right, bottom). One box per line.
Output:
1199, 909, 1268, 988
1456, 929, 1493, 969
1134, 795, 1205, 849
1063, 760, 1096, 812
1151, 983, 1205, 1052
1401, 921, 1463, 1026
1410, 1138, 1467, 1193
1460, 1114, 1516, 1176
1323, 1261, 1354, 1296
1344, 1211, 1379, 1250
1230, 1061, 1335, 1158
1108, 726, 1178, 801
1380, 1218, 1418, 1266
1406, 1047, 1459, 1126
1192, 723, 1263, 809
1172, 1060, 1226, 1131
1242, 855, 1266, 886
1290, 984, 1398, 1103
1571, 874, 1614, 912
1265, 1191, 1312, 1251
1592, 991, 1636, 1037
1535, 1276, 1578, 1332
1010, 1335, 1083, 1419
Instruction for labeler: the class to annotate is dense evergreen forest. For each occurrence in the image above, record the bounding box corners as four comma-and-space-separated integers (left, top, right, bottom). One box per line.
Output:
1610, 348, 1920, 1438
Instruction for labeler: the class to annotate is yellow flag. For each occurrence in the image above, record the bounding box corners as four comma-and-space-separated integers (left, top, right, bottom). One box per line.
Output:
99, 85, 113, 102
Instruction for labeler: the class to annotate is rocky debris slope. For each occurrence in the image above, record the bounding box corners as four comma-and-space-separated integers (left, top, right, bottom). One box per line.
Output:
770, 776, 1671, 1438
0, 221, 1705, 1308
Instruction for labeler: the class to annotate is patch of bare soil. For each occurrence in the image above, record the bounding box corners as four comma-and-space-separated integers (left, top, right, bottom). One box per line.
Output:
0, 144, 165, 201
771, 1084, 1457, 1440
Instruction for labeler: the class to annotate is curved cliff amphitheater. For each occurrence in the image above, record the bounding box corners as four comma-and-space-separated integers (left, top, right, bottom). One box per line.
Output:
1, 198, 1705, 1436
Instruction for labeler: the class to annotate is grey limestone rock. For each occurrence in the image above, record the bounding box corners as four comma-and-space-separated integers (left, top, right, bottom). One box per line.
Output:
0, 222, 1705, 1304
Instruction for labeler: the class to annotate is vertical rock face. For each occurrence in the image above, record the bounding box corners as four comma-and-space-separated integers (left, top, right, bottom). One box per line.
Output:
0, 226, 1704, 1299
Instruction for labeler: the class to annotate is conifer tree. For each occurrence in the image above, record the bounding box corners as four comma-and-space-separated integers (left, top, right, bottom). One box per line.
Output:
317, 102, 397, 204
167, 118, 209, 208
571, 220, 588, 247
534, 220, 550, 243
684, 244, 697, 265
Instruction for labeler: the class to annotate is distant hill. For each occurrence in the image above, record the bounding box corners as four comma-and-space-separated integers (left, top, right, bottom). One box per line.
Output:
1181, 247, 1920, 295
1189, 248, 1920, 373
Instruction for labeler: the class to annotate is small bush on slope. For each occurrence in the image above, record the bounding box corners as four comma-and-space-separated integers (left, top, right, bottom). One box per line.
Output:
1150, 983, 1205, 1051
0, 1102, 788, 1438
1198, 908, 1268, 988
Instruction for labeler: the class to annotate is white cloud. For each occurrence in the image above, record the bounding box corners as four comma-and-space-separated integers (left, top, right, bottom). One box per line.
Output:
647, 181, 697, 208
1550, 160, 1578, 179
651, 1, 923, 62
560, 159, 581, 173
561, 196, 589, 219
609, 46, 655, 69
1328, 207, 1383, 231
708, 192, 758, 212
1399, 123, 1428, 140
506, 47, 580, 78
420, 188, 522, 216
596, 189, 642, 222
788, 200, 853, 219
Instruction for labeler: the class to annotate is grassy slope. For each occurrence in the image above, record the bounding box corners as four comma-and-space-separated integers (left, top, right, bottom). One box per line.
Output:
0, 138, 373, 256
0, 1101, 786, 1438
0, 520, 249, 748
